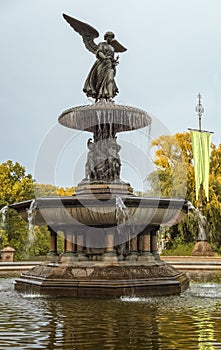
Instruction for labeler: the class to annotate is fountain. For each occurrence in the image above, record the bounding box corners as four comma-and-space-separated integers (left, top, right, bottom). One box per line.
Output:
9, 14, 189, 297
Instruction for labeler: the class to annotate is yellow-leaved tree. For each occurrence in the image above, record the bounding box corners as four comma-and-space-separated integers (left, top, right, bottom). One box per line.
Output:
148, 133, 221, 254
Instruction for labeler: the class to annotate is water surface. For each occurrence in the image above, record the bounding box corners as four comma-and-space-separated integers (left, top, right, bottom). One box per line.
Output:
0, 278, 221, 349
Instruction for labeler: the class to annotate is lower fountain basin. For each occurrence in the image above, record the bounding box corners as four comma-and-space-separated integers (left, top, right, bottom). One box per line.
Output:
10, 195, 189, 297
10, 195, 188, 227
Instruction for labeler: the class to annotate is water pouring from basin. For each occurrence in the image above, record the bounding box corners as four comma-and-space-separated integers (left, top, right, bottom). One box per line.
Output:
23, 199, 38, 257
0, 206, 8, 229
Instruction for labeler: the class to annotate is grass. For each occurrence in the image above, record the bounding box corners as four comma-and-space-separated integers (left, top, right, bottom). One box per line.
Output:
161, 242, 195, 256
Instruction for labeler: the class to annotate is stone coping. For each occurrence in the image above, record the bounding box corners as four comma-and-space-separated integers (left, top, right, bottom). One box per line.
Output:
0, 261, 40, 266
161, 256, 221, 270
1, 257, 221, 272
0, 261, 40, 271
162, 256, 221, 262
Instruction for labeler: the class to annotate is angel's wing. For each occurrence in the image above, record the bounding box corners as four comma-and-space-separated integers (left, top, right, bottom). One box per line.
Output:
111, 39, 127, 53
63, 13, 99, 54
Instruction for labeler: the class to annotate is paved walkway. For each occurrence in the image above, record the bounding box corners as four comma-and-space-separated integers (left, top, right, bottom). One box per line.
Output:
161, 256, 221, 271
0, 261, 40, 273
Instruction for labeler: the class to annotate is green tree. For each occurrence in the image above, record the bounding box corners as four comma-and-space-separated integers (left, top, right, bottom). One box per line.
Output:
0, 160, 35, 260
204, 144, 221, 250
0, 161, 74, 260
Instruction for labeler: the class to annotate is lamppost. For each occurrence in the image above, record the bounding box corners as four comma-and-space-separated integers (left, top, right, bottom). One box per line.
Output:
189, 93, 213, 213
189, 94, 214, 255
195, 93, 204, 215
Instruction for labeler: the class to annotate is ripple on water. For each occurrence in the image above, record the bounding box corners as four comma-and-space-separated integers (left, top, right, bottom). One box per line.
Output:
0, 279, 221, 349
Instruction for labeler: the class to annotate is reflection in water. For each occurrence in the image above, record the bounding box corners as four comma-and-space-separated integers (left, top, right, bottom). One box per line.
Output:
192, 309, 216, 350
0, 279, 221, 349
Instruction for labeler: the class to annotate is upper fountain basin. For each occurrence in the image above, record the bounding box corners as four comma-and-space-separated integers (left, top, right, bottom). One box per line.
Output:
58, 102, 151, 133
9, 196, 188, 228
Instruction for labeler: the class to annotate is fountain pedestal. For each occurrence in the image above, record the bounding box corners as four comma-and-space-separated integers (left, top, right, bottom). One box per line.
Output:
15, 261, 189, 297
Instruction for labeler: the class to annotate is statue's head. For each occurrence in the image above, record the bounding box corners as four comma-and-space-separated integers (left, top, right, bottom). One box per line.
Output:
104, 31, 115, 41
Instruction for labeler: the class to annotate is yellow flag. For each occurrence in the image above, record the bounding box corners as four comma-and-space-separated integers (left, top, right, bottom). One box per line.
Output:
190, 131, 211, 201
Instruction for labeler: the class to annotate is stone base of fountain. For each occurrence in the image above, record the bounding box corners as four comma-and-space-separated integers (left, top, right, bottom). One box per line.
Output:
15, 259, 189, 297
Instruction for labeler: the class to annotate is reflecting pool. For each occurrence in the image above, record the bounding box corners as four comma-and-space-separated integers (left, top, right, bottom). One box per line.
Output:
0, 278, 221, 349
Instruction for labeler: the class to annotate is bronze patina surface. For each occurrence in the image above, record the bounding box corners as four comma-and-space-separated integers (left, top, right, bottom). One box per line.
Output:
10, 13, 190, 297
63, 14, 127, 102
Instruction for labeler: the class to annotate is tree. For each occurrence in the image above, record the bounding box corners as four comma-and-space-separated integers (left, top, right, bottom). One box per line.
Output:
56, 186, 75, 196
148, 134, 221, 253
204, 144, 221, 250
34, 183, 75, 197
148, 133, 194, 199
0, 160, 35, 260
0, 160, 34, 206
0, 161, 75, 260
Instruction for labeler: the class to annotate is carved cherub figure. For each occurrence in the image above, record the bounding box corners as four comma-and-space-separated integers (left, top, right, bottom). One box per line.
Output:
63, 14, 127, 101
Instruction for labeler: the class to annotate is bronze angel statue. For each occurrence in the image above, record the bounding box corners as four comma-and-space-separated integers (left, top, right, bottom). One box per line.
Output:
63, 14, 127, 102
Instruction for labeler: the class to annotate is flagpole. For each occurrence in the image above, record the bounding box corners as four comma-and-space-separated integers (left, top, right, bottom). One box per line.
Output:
190, 94, 214, 255
195, 93, 204, 215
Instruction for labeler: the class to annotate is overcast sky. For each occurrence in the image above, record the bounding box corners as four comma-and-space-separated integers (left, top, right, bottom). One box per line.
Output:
0, 0, 220, 190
